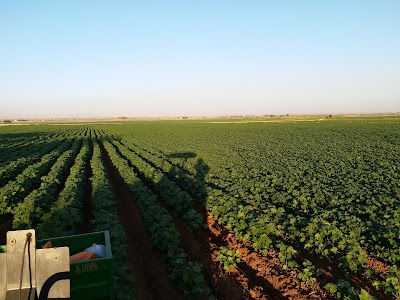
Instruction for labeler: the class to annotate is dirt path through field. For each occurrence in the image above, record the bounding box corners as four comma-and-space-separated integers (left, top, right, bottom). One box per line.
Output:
99, 141, 183, 300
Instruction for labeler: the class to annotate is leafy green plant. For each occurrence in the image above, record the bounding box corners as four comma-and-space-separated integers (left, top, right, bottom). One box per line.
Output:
363, 268, 377, 279
339, 245, 368, 271
324, 280, 377, 300
286, 260, 300, 269
373, 266, 400, 299
276, 243, 298, 267
297, 260, 322, 285
324, 280, 358, 299
170, 258, 210, 298
358, 289, 377, 300
216, 246, 241, 272
37, 139, 90, 238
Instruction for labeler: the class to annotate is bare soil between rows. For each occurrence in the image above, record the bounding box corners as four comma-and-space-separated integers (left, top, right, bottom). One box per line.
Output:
79, 141, 93, 234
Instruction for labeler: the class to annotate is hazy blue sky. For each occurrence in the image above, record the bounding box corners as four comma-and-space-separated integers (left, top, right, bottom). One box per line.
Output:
1, 1, 399, 118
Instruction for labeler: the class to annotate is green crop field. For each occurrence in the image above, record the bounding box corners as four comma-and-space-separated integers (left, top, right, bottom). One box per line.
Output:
1, 116, 399, 299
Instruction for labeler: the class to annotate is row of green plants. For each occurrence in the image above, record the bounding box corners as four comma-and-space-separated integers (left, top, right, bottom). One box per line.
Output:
325, 280, 378, 300
0, 131, 60, 156
0, 133, 44, 150
37, 139, 91, 238
0, 139, 73, 216
0, 138, 65, 188
0, 127, 84, 164
0, 155, 41, 188
12, 139, 82, 229
118, 139, 207, 203
102, 139, 210, 298
108, 139, 203, 231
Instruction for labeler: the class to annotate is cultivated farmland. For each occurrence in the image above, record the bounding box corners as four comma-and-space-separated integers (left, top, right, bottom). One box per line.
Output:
0, 116, 399, 299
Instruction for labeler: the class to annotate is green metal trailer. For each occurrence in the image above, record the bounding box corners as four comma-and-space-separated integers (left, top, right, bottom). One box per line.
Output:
1, 230, 115, 300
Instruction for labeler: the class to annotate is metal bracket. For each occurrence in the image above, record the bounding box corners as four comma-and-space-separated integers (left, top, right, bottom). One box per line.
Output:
5, 229, 36, 300
0, 229, 70, 300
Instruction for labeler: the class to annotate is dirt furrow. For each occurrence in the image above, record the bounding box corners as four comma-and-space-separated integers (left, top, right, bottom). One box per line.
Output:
79, 140, 93, 233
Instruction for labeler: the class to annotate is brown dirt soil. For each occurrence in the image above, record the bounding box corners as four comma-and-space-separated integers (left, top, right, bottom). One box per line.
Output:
100, 142, 183, 300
